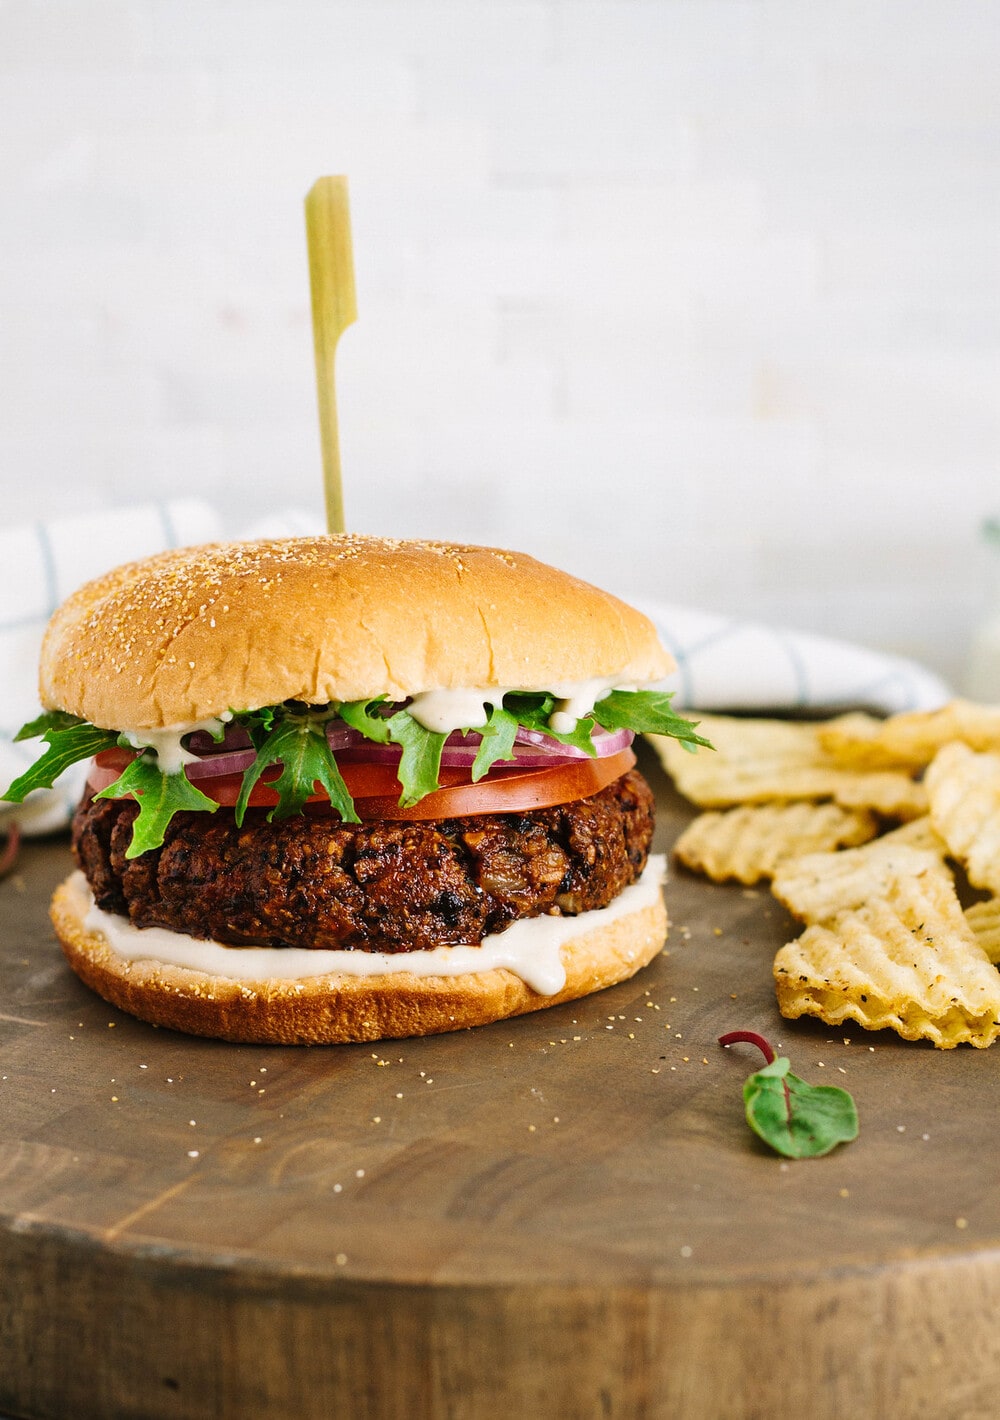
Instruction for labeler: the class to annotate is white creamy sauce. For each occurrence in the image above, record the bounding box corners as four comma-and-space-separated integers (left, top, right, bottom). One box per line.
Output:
405, 688, 507, 734
123, 713, 232, 775
407, 677, 649, 737
71, 855, 666, 996
547, 677, 638, 736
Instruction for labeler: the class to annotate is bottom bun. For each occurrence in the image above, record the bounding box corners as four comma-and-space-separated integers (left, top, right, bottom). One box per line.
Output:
50, 875, 668, 1044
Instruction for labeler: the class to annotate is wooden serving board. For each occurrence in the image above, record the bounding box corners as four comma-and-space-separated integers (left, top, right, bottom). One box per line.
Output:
3, 742, 1000, 1420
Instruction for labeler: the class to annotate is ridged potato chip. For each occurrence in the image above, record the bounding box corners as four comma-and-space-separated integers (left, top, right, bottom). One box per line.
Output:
819, 698, 1000, 772
771, 840, 948, 927
964, 899, 1000, 964
658, 702, 1000, 1048
926, 742, 1000, 896
774, 866, 1000, 1049
649, 714, 925, 818
674, 802, 878, 885
651, 714, 823, 802
867, 814, 949, 855
823, 773, 927, 819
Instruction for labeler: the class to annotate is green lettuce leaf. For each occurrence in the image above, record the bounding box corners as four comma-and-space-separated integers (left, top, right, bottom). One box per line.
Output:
338, 697, 392, 744
234, 714, 359, 826
591, 689, 711, 752
232, 704, 281, 745
502, 692, 598, 757
14, 709, 88, 742
341, 699, 448, 805
4, 720, 118, 802
384, 710, 447, 807
94, 754, 219, 859
471, 704, 519, 781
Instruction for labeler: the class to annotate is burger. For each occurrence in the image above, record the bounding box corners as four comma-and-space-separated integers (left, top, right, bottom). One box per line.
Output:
5, 535, 708, 1044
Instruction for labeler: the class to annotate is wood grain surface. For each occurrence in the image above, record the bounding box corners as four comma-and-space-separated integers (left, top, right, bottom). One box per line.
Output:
2, 742, 1000, 1420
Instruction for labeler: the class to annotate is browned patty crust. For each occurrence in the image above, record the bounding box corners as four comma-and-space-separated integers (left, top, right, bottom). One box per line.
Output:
72, 769, 655, 953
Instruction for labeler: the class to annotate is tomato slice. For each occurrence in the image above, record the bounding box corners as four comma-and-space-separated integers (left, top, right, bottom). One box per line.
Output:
348, 747, 636, 820
94, 747, 138, 771
86, 748, 637, 820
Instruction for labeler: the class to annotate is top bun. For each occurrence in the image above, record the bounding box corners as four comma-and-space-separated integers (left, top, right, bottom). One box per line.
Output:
39, 536, 674, 730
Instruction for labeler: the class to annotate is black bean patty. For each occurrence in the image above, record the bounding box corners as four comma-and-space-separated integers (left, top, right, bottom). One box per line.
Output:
72, 769, 655, 953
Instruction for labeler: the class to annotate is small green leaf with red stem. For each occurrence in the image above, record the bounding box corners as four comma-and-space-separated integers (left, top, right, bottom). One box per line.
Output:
719, 1030, 859, 1159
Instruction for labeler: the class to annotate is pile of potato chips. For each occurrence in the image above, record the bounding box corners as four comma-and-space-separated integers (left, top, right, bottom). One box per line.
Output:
650, 701, 1000, 1049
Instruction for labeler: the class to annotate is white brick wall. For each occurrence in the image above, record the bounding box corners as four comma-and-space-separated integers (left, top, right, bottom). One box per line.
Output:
1, 0, 998, 684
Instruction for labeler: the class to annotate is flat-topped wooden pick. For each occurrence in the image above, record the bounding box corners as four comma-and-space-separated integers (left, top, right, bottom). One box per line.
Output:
305, 176, 357, 535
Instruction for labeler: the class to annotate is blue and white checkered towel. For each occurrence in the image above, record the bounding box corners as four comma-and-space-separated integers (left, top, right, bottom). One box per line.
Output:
0, 500, 320, 833
633, 600, 950, 718
0, 504, 951, 835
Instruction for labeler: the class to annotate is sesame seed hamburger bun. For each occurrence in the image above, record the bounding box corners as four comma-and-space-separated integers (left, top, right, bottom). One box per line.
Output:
39, 535, 673, 731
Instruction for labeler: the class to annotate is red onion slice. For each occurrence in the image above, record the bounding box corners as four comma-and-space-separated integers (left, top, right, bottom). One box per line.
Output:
327, 723, 366, 752
513, 725, 633, 758
334, 726, 633, 768
183, 748, 259, 779
186, 726, 253, 754
153, 716, 633, 783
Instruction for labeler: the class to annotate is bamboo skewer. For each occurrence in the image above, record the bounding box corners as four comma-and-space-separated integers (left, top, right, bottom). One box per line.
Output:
304, 176, 357, 535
